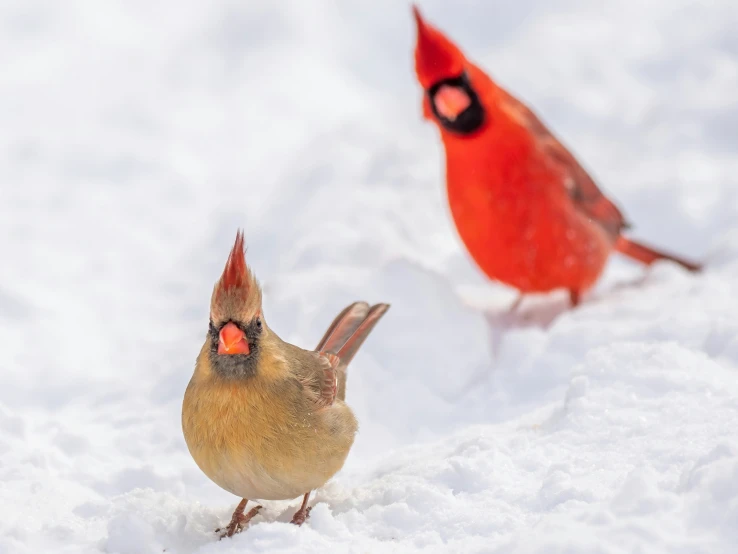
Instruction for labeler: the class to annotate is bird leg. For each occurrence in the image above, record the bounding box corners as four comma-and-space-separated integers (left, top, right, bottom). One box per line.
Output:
569, 289, 580, 307
216, 498, 262, 539
508, 293, 525, 313
290, 492, 312, 526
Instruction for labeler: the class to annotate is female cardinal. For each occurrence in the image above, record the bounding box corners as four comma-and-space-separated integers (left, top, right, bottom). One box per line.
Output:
182, 231, 389, 537
412, 6, 701, 306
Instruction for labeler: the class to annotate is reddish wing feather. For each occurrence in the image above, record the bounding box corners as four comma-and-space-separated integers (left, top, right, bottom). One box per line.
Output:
498, 89, 628, 240
316, 352, 339, 407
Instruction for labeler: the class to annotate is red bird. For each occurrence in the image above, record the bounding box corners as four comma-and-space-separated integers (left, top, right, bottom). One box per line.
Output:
412, 6, 701, 306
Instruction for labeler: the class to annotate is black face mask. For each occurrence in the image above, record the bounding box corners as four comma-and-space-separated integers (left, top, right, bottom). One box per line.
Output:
427, 71, 486, 135
208, 318, 262, 380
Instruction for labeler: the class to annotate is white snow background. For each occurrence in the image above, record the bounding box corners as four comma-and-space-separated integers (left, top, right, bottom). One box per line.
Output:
1, 0, 738, 552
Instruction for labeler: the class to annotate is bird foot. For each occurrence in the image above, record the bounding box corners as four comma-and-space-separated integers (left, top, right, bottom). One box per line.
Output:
216, 505, 262, 539
290, 505, 312, 526
504, 294, 535, 323
508, 293, 524, 313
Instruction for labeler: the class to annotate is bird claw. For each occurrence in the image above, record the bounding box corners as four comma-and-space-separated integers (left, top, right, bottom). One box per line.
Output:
216, 505, 262, 539
290, 506, 312, 526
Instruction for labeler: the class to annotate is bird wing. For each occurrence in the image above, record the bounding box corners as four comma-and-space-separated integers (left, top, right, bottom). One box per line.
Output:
283, 302, 390, 407
279, 346, 336, 408
498, 88, 629, 240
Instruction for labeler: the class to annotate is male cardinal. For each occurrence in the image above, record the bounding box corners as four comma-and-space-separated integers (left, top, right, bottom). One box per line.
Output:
412, 6, 701, 306
182, 231, 389, 537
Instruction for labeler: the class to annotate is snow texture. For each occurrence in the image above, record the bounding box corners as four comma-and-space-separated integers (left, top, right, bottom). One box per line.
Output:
1, 0, 738, 552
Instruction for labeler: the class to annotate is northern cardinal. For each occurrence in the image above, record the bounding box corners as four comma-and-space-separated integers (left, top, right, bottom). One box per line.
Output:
182, 231, 389, 537
412, 6, 701, 306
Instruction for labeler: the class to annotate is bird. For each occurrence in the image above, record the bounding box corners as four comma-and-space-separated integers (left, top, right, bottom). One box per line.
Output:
411, 5, 701, 307
182, 230, 389, 537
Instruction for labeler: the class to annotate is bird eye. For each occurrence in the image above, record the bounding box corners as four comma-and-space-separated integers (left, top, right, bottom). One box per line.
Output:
255, 317, 262, 329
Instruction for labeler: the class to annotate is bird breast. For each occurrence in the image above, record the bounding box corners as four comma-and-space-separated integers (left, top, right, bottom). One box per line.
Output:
181, 366, 357, 501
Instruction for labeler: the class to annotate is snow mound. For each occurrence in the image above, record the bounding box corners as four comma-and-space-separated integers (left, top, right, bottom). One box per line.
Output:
1, 0, 738, 553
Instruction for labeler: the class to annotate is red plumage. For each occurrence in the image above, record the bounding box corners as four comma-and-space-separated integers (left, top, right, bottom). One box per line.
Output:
412, 6, 701, 306
216, 230, 250, 297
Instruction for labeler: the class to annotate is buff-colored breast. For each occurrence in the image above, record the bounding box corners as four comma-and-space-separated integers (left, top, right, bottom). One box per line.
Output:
182, 342, 358, 501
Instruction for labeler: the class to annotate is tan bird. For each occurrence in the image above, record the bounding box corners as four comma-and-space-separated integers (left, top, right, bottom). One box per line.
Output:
182, 230, 390, 538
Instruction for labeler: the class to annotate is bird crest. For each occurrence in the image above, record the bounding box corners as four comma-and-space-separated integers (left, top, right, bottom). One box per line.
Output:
211, 230, 262, 323
412, 5, 466, 89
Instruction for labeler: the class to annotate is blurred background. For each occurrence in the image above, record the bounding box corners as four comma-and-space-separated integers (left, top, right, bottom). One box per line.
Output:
0, 0, 736, 549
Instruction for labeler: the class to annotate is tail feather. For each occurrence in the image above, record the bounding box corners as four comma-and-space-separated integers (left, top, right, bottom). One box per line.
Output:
334, 304, 390, 367
315, 302, 370, 354
615, 236, 702, 272
316, 302, 390, 401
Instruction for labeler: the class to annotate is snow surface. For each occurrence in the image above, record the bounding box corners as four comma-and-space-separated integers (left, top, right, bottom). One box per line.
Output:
1, 0, 738, 552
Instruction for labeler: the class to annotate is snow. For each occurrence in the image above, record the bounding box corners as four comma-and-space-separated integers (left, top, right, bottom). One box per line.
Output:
1, 0, 737, 552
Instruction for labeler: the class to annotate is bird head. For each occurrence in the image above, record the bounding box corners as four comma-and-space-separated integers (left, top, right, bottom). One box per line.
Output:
207, 230, 264, 379
412, 5, 486, 135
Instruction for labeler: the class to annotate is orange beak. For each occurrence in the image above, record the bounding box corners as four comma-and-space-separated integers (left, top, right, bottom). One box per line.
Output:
218, 322, 250, 355
434, 85, 471, 121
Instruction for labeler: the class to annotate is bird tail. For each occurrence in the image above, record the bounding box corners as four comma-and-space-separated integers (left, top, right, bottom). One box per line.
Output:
316, 302, 390, 365
615, 236, 702, 272
316, 302, 390, 401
